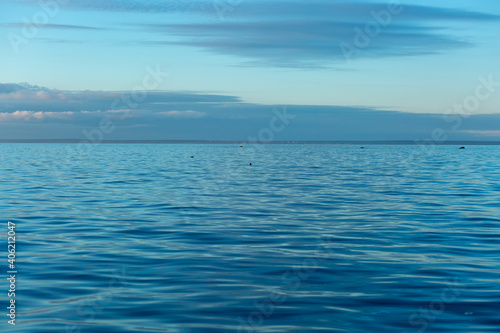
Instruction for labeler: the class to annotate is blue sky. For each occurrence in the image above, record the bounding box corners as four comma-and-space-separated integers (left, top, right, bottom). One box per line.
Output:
0, 0, 499, 141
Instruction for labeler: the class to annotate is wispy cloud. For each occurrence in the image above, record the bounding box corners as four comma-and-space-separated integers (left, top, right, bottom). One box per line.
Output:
0, 23, 105, 30
9, 1, 499, 68
15, 0, 199, 14
135, 2, 498, 67
0, 83, 120, 102
0, 110, 74, 121
148, 21, 470, 67
0, 83, 238, 113
1, 82, 499, 141
217, 2, 500, 21
157, 110, 206, 118
461, 130, 500, 137
17, 0, 500, 21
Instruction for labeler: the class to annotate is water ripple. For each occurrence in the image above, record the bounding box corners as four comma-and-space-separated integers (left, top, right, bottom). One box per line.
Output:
1, 144, 500, 332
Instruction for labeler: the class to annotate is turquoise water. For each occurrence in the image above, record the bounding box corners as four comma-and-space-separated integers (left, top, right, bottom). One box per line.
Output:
2, 144, 500, 333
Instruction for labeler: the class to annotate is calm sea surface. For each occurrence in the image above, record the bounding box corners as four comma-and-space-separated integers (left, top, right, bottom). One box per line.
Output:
2, 144, 500, 333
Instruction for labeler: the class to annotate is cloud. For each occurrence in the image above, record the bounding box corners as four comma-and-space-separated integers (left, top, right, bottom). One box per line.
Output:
150, 21, 471, 67
461, 130, 500, 137
10, 1, 498, 68
34, 0, 207, 14
0, 83, 242, 115
18, 0, 500, 22
157, 110, 206, 118
136, 2, 498, 67
0, 23, 104, 30
213, 2, 500, 21
0, 111, 74, 122
1, 82, 500, 141
0, 83, 71, 101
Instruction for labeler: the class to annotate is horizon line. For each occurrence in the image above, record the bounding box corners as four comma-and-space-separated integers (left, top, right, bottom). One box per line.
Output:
1, 139, 500, 145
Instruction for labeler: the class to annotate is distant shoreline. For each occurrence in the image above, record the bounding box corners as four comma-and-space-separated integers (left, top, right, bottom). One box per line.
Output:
1, 139, 500, 145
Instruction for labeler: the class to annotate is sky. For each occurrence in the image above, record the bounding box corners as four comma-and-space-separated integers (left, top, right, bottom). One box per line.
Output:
0, 0, 499, 141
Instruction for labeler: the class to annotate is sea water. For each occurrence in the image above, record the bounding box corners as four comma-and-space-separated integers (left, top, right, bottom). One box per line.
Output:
1, 143, 500, 332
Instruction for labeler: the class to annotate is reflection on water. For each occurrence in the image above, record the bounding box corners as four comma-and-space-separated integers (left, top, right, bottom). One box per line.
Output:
1, 144, 500, 332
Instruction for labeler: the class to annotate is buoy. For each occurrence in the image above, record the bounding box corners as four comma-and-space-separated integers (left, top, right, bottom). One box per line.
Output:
249, 163, 252, 166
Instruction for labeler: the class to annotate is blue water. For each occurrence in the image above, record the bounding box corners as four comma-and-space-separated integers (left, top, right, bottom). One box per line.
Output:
2, 144, 500, 333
